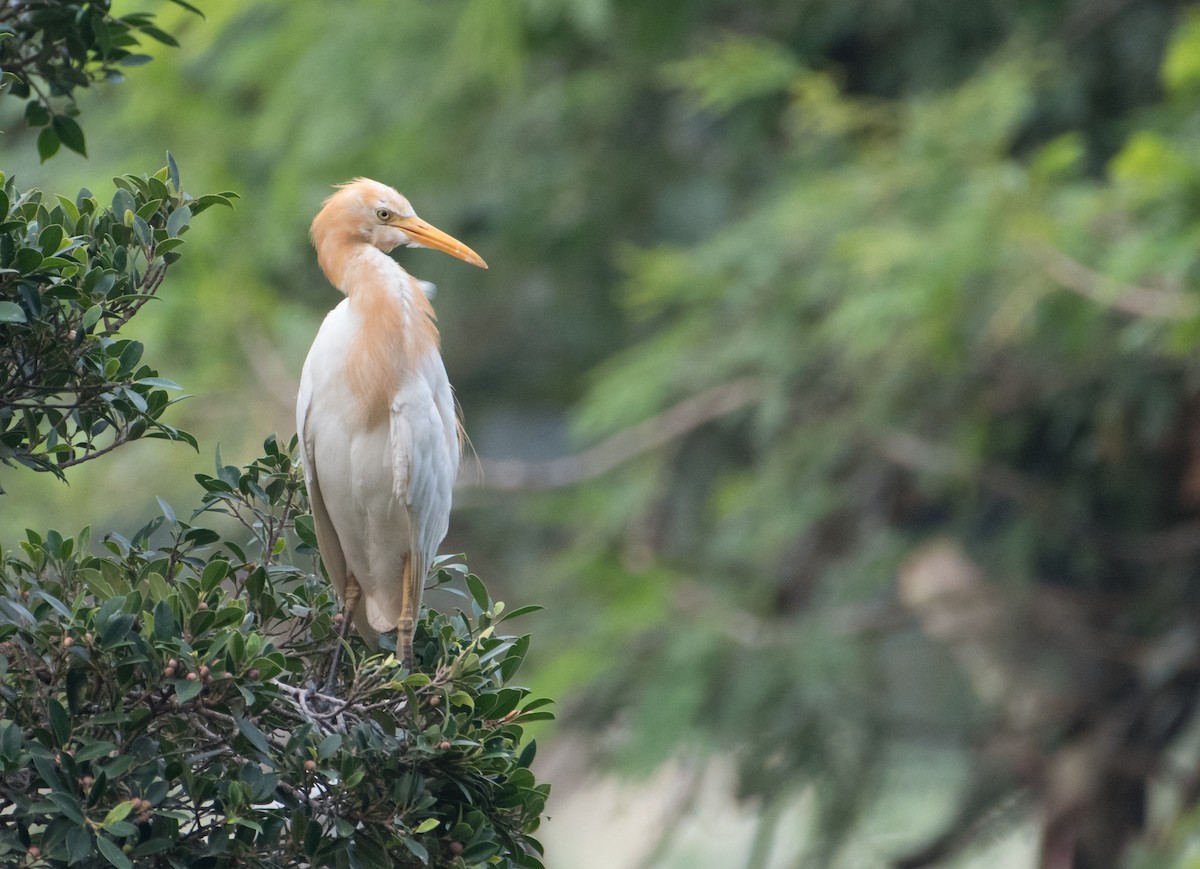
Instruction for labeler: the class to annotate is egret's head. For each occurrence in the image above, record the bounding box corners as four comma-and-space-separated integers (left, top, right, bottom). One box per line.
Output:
311, 178, 487, 269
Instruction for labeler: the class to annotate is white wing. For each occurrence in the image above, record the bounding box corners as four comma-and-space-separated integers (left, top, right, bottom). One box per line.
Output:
390, 346, 461, 594
295, 304, 363, 640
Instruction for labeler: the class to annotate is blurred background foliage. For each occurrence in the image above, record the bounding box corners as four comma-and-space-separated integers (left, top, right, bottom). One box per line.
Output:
9, 0, 1200, 865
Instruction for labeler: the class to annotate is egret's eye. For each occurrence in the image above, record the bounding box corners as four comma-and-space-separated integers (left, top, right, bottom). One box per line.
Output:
376, 208, 392, 222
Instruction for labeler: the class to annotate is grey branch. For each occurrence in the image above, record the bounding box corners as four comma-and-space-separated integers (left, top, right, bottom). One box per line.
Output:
1039, 244, 1198, 320
458, 376, 761, 491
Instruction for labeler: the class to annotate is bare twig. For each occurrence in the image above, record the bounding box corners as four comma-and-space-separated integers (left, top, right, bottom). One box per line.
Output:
458, 377, 761, 491
1039, 245, 1198, 320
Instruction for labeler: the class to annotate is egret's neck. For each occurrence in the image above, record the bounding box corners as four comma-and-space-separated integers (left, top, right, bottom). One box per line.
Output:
330, 245, 440, 425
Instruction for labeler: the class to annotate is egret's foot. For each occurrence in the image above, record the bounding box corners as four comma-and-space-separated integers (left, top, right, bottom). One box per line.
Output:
321, 640, 347, 695
323, 575, 362, 695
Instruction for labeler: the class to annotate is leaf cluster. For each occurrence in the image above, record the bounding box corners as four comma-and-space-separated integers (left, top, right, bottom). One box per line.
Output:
0, 436, 551, 868
0, 165, 236, 488
0, 0, 201, 161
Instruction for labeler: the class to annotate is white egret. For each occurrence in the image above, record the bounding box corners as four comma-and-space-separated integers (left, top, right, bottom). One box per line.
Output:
296, 178, 486, 677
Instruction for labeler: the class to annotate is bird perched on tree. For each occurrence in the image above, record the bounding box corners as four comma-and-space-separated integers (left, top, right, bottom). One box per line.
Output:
296, 178, 486, 677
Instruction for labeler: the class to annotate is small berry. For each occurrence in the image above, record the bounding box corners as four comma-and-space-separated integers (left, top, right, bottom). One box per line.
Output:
438, 740, 451, 750
186, 672, 198, 682
333, 613, 344, 625
61, 636, 73, 648
163, 666, 175, 678
198, 665, 210, 678
449, 842, 464, 855
246, 668, 260, 680
168, 658, 178, 669
303, 759, 317, 772
83, 633, 94, 644
428, 695, 441, 707
27, 845, 40, 858
80, 775, 93, 789
198, 601, 208, 610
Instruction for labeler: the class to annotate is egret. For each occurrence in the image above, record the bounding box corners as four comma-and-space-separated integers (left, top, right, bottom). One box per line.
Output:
296, 178, 486, 678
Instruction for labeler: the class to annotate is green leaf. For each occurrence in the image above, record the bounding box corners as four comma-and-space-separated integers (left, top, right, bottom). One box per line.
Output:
235, 716, 273, 757
153, 599, 180, 641
48, 698, 70, 745
13, 247, 43, 273
499, 604, 544, 622
48, 790, 86, 825
52, 115, 87, 156
201, 559, 229, 592
96, 835, 133, 869
0, 301, 25, 323
66, 827, 92, 863
132, 215, 152, 246
460, 841, 501, 862
139, 25, 180, 47
112, 188, 136, 221
166, 204, 191, 238
137, 376, 183, 389
401, 837, 430, 864
413, 817, 440, 834
39, 224, 64, 256
517, 738, 537, 769
173, 678, 202, 703
294, 514, 318, 548
102, 800, 134, 827
24, 99, 49, 127
166, 0, 206, 16
37, 126, 60, 162
0, 721, 23, 759
74, 740, 118, 762
317, 732, 342, 760
130, 838, 174, 858
465, 573, 491, 612
82, 304, 104, 331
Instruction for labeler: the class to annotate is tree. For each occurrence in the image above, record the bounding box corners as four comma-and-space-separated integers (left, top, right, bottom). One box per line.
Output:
0, 439, 550, 868
0, 7, 550, 867
549, 14, 1200, 869
0, 165, 232, 486
0, 0, 232, 487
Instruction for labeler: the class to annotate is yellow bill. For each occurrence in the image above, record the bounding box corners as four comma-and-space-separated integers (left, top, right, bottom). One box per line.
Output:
393, 216, 488, 269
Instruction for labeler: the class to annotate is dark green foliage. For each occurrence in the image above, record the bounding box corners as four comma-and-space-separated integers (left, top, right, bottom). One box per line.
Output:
0, 0, 200, 160
0, 168, 236, 488
0, 437, 550, 868
544, 14, 1200, 865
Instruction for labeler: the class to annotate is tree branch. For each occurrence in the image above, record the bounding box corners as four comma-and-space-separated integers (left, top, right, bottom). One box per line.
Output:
458, 377, 761, 491
1039, 245, 1198, 320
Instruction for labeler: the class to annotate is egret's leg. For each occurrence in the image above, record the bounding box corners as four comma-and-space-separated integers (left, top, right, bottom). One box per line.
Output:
396, 555, 416, 671
323, 574, 362, 693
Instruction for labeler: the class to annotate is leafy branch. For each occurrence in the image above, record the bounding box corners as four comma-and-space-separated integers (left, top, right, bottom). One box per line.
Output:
0, 165, 237, 487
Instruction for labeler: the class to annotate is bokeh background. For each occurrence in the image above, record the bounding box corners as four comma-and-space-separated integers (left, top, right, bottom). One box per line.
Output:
8, 0, 1200, 865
